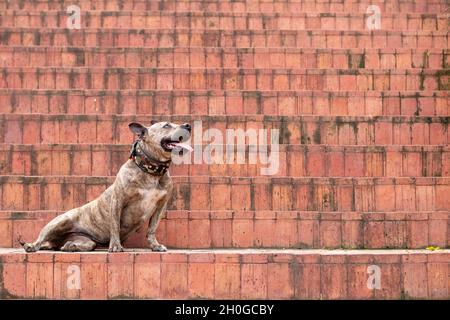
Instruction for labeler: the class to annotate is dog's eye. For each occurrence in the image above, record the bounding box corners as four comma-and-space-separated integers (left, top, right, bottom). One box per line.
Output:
163, 123, 171, 129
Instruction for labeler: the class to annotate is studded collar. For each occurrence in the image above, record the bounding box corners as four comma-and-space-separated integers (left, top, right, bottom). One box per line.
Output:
129, 140, 171, 176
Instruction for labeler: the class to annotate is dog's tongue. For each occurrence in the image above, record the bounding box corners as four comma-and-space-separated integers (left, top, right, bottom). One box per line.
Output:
172, 142, 193, 152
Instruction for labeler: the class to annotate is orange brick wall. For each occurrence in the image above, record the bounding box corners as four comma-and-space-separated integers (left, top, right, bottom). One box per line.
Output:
0, 0, 448, 299
1, 249, 449, 299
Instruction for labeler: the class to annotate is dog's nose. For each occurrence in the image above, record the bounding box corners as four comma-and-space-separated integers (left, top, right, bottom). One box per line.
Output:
181, 123, 191, 132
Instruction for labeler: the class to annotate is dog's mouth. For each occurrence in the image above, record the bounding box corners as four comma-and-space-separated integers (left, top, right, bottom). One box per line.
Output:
161, 137, 193, 154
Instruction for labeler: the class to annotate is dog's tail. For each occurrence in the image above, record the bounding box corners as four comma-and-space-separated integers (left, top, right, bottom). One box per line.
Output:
17, 235, 26, 246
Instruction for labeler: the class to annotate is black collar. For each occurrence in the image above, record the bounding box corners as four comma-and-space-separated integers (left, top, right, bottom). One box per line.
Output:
129, 140, 171, 176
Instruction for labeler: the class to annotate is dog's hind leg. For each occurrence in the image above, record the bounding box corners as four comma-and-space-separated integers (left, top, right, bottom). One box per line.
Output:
39, 241, 59, 250
23, 214, 74, 253
60, 235, 96, 252
23, 230, 51, 253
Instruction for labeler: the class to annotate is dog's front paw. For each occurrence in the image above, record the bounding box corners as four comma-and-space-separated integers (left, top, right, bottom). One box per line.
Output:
151, 244, 167, 252
108, 242, 124, 253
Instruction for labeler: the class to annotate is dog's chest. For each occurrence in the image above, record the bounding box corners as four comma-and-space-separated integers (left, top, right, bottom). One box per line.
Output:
137, 187, 168, 214
120, 187, 168, 232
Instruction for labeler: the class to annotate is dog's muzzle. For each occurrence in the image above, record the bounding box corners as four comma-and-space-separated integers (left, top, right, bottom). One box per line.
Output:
161, 124, 193, 154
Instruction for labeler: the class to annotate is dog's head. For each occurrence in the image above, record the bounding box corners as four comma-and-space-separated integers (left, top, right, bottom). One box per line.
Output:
128, 121, 192, 161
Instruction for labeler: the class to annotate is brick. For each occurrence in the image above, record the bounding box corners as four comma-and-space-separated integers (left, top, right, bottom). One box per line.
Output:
275, 215, 298, 247
254, 219, 275, 247
80, 262, 107, 299
428, 219, 448, 247
232, 219, 254, 247
160, 262, 188, 299
407, 220, 429, 248
214, 263, 241, 299
253, 183, 271, 210
345, 152, 364, 176
384, 221, 407, 248
188, 219, 211, 248
0, 220, 12, 247
190, 181, 210, 210
133, 257, 161, 299
231, 183, 251, 210
188, 262, 215, 299
342, 218, 363, 248
306, 149, 325, 176
272, 183, 292, 211
374, 264, 402, 299
297, 217, 319, 248
27, 262, 54, 298
267, 263, 294, 299
403, 262, 428, 299
241, 263, 267, 299
295, 263, 321, 299
427, 263, 449, 299
2, 183, 23, 210
2, 262, 26, 298
211, 218, 232, 248
53, 262, 81, 299
0, 249, 448, 300
436, 186, 450, 210
210, 183, 231, 210
347, 264, 375, 299
107, 260, 134, 298
321, 263, 348, 299
320, 218, 341, 248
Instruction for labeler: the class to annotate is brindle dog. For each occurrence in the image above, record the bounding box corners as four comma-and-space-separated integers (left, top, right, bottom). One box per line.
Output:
23, 121, 192, 253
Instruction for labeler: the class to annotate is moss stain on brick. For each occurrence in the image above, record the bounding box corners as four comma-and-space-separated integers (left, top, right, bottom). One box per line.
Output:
278, 116, 291, 144
108, 294, 134, 300
39, 11, 46, 27
67, 47, 85, 66
413, 93, 422, 116
313, 126, 321, 144
0, 30, 11, 45
301, 134, 311, 144
181, 184, 190, 210
11, 211, 27, 220
419, 71, 425, 91
435, 69, 450, 90
438, 116, 449, 125
443, 52, 450, 69
348, 52, 365, 69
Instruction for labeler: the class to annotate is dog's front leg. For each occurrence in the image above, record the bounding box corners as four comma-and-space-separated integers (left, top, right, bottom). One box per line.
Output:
147, 200, 169, 252
108, 191, 124, 252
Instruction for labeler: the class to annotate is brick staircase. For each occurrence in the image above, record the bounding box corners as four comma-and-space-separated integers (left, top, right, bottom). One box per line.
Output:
0, 0, 449, 299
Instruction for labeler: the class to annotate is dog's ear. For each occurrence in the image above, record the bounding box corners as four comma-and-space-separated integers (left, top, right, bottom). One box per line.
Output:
128, 122, 148, 137
150, 120, 158, 125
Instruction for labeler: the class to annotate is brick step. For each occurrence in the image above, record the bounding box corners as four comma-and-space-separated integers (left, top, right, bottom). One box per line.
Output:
1, 67, 448, 91
1, 89, 448, 116
2, 46, 448, 69
1, 114, 448, 146
1, 209, 448, 250
2, 28, 447, 49
1, 0, 446, 13
0, 175, 448, 212
1, 11, 448, 31
0, 248, 448, 299
1, 144, 448, 178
